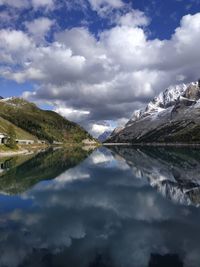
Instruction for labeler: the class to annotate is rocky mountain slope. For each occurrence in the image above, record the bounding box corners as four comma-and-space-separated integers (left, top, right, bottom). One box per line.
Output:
0, 97, 92, 144
108, 81, 200, 143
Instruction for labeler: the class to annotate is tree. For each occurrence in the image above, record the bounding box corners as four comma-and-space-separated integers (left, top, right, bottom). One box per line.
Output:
7, 125, 17, 149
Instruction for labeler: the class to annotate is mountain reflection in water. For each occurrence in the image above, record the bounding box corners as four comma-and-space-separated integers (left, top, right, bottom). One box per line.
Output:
0, 146, 200, 267
111, 146, 200, 206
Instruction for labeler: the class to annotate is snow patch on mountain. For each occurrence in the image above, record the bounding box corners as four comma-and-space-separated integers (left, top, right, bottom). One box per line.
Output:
126, 82, 198, 127
0, 97, 13, 102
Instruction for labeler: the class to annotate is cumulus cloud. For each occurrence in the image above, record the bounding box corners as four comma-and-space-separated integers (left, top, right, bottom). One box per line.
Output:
25, 17, 55, 42
0, 0, 55, 10
0, 29, 33, 61
0, 0, 29, 8
89, 0, 124, 9
1, 9, 200, 135
88, 0, 124, 16
117, 10, 150, 27
31, 0, 54, 9
54, 106, 90, 123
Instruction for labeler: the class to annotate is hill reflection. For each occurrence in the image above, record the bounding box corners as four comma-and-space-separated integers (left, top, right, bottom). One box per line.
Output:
0, 147, 92, 194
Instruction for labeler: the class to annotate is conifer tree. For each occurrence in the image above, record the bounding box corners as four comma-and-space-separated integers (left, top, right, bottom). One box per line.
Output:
7, 125, 17, 149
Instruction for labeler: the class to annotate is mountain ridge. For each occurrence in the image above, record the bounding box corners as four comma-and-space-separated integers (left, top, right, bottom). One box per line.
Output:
108, 80, 200, 144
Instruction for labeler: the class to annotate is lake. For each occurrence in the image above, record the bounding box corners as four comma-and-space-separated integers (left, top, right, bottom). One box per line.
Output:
0, 146, 200, 267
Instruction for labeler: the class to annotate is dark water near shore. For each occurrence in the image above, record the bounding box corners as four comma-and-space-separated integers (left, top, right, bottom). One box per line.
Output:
1, 146, 200, 267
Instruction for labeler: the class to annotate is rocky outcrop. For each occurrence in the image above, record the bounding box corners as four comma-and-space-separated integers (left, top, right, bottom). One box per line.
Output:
108, 81, 200, 143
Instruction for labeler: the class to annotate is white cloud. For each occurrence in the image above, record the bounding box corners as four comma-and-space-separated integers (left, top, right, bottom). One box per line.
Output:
91, 123, 114, 137
0, 0, 29, 8
3, 68, 46, 83
25, 17, 55, 42
55, 27, 103, 58
55, 106, 90, 122
0, 0, 54, 10
88, 0, 124, 16
118, 10, 150, 27
31, 0, 54, 9
0, 29, 33, 63
1, 12, 200, 135
89, 0, 124, 9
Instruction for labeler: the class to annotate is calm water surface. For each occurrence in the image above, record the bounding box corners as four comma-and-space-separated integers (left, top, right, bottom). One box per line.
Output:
0, 146, 200, 267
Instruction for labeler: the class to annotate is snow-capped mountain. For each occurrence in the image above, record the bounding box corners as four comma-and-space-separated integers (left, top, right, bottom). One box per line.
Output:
108, 81, 200, 143
126, 82, 193, 127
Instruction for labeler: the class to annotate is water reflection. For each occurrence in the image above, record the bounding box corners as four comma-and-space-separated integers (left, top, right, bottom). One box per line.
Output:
0, 147, 92, 194
111, 146, 200, 206
0, 147, 200, 266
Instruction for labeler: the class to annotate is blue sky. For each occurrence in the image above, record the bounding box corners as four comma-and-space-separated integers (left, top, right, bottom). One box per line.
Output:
0, 0, 200, 136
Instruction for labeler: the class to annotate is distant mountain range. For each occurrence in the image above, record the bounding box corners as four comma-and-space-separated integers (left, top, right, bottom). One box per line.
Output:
98, 130, 112, 142
108, 81, 200, 144
0, 97, 93, 144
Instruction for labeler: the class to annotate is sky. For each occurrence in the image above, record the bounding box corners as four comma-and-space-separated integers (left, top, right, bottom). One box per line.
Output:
0, 0, 200, 137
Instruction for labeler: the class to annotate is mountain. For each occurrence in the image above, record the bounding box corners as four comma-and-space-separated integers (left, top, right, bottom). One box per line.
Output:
98, 130, 112, 142
0, 97, 93, 144
108, 81, 200, 144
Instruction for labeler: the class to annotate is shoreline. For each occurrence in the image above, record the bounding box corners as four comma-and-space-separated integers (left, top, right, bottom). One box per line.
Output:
0, 149, 34, 157
0, 142, 99, 157
0, 144, 48, 158
103, 142, 200, 147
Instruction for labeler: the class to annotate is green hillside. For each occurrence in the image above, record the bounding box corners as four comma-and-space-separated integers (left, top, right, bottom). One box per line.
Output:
0, 116, 37, 140
0, 98, 92, 143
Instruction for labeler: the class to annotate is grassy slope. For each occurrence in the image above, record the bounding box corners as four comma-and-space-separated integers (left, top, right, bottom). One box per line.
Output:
0, 116, 37, 140
0, 98, 92, 143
